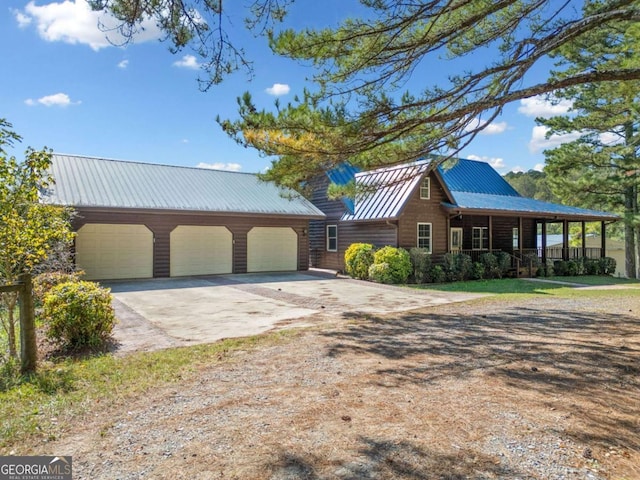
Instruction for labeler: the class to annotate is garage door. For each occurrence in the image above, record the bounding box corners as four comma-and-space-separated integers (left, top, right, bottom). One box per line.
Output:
247, 227, 298, 272
170, 226, 233, 276
76, 224, 153, 280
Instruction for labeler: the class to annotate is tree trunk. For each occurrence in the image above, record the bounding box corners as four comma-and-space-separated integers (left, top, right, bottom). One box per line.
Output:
19, 274, 37, 374
6, 292, 18, 358
623, 186, 636, 278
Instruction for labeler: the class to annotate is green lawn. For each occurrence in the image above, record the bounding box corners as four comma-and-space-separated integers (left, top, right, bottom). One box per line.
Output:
410, 275, 639, 295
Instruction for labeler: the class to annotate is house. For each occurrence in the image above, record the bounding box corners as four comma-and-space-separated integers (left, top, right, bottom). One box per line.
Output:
44, 154, 325, 280
309, 158, 619, 271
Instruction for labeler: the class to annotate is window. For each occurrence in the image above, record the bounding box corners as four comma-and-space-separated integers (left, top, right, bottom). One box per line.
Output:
472, 227, 489, 250
512, 227, 519, 249
419, 177, 430, 199
326, 225, 338, 252
417, 223, 432, 253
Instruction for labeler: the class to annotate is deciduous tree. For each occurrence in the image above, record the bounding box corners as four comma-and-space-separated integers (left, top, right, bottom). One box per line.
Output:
0, 120, 75, 358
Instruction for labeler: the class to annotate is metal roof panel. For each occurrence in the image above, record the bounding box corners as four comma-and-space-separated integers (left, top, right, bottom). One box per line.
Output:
45, 154, 325, 218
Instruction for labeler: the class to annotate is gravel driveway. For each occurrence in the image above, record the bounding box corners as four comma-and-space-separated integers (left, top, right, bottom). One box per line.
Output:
30, 287, 640, 480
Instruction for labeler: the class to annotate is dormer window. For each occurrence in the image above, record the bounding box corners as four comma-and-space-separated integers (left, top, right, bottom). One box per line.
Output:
420, 177, 430, 199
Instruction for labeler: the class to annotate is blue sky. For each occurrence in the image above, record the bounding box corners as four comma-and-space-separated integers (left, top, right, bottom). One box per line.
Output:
1, 0, 579, 175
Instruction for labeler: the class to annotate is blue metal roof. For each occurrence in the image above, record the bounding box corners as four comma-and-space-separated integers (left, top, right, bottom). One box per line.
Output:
323, 157, 616, 221
438, 159, 520, 196
326, 163, 360, 185
442, 191, 617, 219
45, 154, 325, 218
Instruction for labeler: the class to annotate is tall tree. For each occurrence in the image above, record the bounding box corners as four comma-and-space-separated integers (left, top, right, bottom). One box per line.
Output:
538, 5, 640, 277
503, 170, 556, 202
0, 120, 75, 358
91, 1, 640, 188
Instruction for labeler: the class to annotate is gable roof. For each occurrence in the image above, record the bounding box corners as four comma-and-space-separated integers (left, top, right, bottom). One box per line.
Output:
327, 158, 618, 222
341, 161, 429, 221
45, 154, 325, 218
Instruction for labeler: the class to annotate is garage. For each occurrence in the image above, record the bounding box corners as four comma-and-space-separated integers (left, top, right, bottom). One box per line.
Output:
75, 223, 154, 280
247, 227, 298, 272
170, 225, 233, 276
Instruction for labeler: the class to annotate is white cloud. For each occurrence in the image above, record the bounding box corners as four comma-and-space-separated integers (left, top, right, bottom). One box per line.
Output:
173, 55, 201, 69
518, 95, 573, 118
265, 83, 290, 96
528, 125, 582, 153
25, 92, 79, 107
533, 163, 545, 172
464, 117, 508, 135
118, 59, 129, 69
17, 0, 161, 51
13, 10, 32, 28
509, 166, 525, 173
197, 162, 242, 172
466, 154, 506, 169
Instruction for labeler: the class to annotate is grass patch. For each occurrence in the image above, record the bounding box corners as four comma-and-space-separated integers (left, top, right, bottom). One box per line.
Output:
0, 329, 298, 452
409, 275, 639, 295
546, 275, 640, 286
410, 278, 566, 295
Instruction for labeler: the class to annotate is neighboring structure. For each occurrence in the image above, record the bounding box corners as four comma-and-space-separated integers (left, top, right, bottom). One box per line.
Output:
545, 235, 626, 277
310, 158, 619, 272
45, 154, 325, 280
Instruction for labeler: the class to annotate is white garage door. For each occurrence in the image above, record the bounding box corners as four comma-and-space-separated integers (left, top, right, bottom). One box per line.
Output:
76, 224, 153, 280
170, 226, 233, 276
247, 227, 298, 272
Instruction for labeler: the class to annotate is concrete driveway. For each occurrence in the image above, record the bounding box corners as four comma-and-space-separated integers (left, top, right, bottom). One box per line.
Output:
107, 271, 484, 352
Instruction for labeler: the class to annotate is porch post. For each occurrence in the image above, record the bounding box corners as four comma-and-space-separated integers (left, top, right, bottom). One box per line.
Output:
562, 219, 569, 260
489, 215, 493, 252
446, 215, 451, 252
541, 221, 548, 274
581, 222, 587, 259
601, 221, 606, 258
518, 216, 523, 250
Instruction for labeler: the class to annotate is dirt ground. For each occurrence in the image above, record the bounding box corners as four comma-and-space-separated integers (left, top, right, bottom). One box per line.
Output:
21, 290, 640, 479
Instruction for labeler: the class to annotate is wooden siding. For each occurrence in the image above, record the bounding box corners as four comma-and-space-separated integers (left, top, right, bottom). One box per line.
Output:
397, 172, 450, 254
74, 209, 310, 277
448, 215, 538, 252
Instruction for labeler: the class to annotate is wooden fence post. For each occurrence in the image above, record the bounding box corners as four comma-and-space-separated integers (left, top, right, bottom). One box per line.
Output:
18, 273, 37, 374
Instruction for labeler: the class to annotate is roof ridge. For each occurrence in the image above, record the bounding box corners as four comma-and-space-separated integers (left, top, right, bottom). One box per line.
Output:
52, 153, 258, 176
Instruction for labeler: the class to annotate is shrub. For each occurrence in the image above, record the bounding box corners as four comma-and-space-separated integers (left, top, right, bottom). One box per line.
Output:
409, 248, 431, 284
372, 246, 412, 284
368, 262, 394, 284
44, 281, 116, 350
479, 253, 500, 279
443, 253, 473, 281
471, 262, 485, 280
600, 257, 616, 275
566, 260, 581, 276
584, 258, 600, 275
344, 243, 375, 280
429, 265, 446, 283
33, 271, 83, 307
553, 260, 568, 276
495, 252, 512, 278
522, 253, 542, 277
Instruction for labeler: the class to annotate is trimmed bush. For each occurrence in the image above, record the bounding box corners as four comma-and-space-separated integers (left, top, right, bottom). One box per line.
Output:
584, 258, 600, 275
443, 253, 473, 281
409, 248, 431, 284
33, 271, 83, 307
44, 281, 116, 350
471, 262, 485, 280
368, 262, 394, 284
429, 264, 446, 283
372, 246, 412, 284
495, 252, 511, 278
479, 253, 500, 279
600, 257, 616, 275
344, 243, 375, 280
